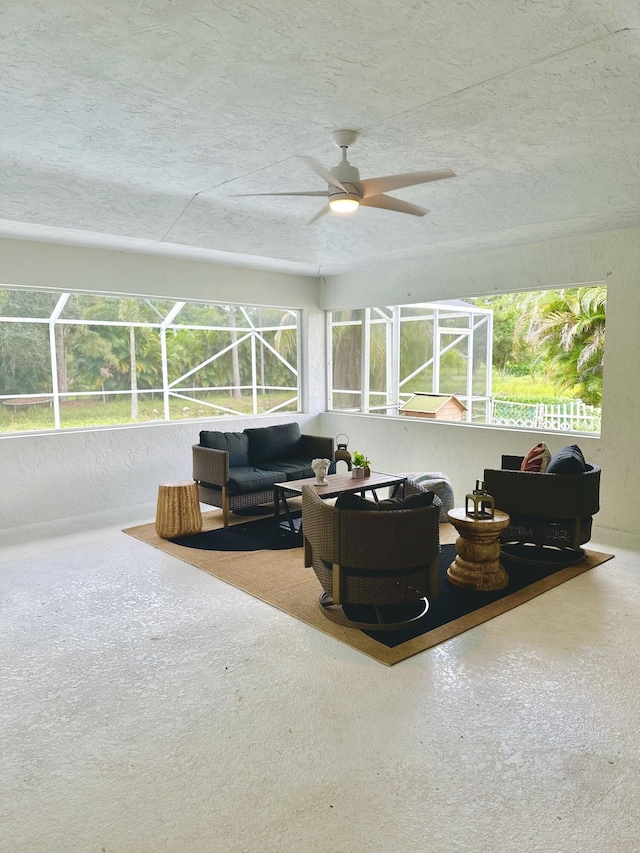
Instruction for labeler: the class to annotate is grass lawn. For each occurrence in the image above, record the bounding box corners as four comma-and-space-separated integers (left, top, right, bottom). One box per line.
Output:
0, 391, 299, 433
491, 371, 574, 401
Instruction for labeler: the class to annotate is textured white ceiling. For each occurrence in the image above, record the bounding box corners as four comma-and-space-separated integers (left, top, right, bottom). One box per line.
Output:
1, 0, 639, 274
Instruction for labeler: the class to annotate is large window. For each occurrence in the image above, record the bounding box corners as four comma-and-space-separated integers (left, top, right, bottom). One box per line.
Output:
329, 301, 493, 422
0, 289, 300, 434
328, 288, 604, 434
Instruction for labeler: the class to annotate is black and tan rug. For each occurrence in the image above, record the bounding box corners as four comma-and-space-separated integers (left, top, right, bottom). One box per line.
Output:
124, 511, 613, 666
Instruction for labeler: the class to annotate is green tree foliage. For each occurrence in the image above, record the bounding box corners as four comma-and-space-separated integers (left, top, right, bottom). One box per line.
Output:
0, 292, 299, 423
470, 293, 532, 375
520, 287, 606, 405
0, 290, 55, 395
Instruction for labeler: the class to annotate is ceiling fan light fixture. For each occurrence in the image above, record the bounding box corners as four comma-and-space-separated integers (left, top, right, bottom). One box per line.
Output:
329, 197, 360, 213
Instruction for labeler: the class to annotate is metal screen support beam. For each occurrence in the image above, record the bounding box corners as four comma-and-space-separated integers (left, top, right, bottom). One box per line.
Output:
251, 331, 258, 414
48, 293, 70, 430
466, 312, 474, 422
389, 307, 400, 414
361, 308, 371, 413
432, 307, 440, 393
160, 302, 185, 420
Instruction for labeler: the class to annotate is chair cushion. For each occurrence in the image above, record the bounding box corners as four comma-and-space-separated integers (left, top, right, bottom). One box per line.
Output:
227, 466, 286, 496
199, 430, 249, 467
546, 444, 587, 474
335, 492, 379, 511
521, 442, 551, 473
258, 458, 314, 480
245, 423, 301, 464
337, 491, 438, 512
376, 497, 406, 511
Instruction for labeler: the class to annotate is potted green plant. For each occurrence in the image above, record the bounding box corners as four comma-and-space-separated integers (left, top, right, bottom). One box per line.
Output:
352, 451, 371, 478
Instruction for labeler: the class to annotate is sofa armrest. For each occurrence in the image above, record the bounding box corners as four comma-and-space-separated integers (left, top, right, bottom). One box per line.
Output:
299, 434, 334, 461
192, 445, 229, 487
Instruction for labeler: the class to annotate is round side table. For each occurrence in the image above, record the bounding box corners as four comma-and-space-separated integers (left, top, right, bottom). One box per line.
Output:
446, 508, 510, 592
155, 481, 203, 539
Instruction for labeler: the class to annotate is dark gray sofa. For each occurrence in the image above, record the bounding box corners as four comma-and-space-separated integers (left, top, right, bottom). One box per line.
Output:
192, 422, 334, 526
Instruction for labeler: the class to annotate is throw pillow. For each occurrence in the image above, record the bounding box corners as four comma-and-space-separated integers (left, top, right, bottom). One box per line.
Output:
520, 442, 551, 473
335, 492, 379, 511
245, 422, 301, 464
546, 444, 587, 474
199, 431, 249, 467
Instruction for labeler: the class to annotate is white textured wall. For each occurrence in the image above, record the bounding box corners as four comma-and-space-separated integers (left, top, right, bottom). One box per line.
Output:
321, 225, 640, 537
2, 227, 640, 535
0, 237, 318, 307
0, 240, 324, 529
0, 414, 324, 530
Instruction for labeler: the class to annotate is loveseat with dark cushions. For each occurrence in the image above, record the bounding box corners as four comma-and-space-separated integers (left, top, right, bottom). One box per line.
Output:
483, 444, 601, 566
192, 422, 333, 526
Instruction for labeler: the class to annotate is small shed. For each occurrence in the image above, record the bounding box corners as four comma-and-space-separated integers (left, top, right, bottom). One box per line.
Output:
400, 393, 467, 422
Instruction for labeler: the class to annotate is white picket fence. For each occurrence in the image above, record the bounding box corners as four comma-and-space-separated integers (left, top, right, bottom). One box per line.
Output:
490, 399, 601, 432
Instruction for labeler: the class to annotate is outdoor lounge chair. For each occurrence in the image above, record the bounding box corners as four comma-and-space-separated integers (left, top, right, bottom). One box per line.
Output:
483, 455, 601, 566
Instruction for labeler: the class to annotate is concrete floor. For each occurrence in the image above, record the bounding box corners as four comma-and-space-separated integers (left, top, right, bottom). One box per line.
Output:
1, 506, 639, 853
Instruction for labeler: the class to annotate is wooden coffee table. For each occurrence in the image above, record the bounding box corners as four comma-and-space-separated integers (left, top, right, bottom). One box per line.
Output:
446, 507, 511, 591
274, 471, 406, 534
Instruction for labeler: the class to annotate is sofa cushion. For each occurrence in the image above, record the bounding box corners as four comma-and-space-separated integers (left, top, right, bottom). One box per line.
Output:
546, 444, 587, 474
259, 458, 314, 481
199, 430, 249, 467
227, 466, 286, 496
335, 492, 379, 511
245, 423, 301, 464
521, 442, 551, 473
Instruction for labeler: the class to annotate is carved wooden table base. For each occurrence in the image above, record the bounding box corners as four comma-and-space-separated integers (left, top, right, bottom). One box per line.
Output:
446, 508, 511, 592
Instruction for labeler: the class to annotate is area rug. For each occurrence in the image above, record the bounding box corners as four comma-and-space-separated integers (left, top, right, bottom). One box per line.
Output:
169, 513, 302, 551
123, 512, 614, 666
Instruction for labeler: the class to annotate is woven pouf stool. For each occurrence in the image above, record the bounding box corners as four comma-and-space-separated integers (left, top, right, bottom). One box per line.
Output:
398, 471, 455, 522
155, 480, 203, 539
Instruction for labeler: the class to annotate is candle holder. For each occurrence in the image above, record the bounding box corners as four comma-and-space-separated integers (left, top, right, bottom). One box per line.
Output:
465, 480, 495, 519
334, 434, 352, 471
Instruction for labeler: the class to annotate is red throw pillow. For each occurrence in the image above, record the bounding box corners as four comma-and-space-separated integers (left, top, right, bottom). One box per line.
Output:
521, 442, 551, 473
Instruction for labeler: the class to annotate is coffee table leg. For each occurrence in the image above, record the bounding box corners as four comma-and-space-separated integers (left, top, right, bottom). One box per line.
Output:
273, 487, 281, 537
281, 492, 297, 534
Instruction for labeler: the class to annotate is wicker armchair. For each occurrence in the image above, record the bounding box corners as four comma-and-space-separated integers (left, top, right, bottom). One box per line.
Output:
302, 485, 440, 630
483, 455, 601, 566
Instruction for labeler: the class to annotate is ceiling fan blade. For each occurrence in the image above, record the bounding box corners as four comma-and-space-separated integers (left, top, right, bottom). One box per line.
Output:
307, 204, 331, 225
298, 156, 347, 192
233, 191, 327, 197
359, 195, 428, 217
360, 169, 455, 199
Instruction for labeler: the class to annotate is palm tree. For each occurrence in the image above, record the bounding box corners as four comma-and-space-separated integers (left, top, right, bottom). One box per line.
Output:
521, 287, 606, 405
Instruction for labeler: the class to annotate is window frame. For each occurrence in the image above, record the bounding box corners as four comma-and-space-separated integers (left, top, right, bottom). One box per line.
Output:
0, 288, 302, 435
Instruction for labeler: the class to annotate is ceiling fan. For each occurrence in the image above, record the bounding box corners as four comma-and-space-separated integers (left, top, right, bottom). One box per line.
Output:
236, 130, 455, 224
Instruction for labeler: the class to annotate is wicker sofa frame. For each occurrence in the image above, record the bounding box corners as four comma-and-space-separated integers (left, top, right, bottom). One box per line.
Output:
193, 430, 333, 527
483, 454, 601, 565
302, 484, 440, 631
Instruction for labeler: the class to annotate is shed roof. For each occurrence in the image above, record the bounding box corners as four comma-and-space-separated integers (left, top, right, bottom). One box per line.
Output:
400, 393, 468, 413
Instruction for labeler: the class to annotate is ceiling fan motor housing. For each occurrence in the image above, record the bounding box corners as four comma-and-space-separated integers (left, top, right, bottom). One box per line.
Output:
328, 184, 361, 203
330, 160, 362, 201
